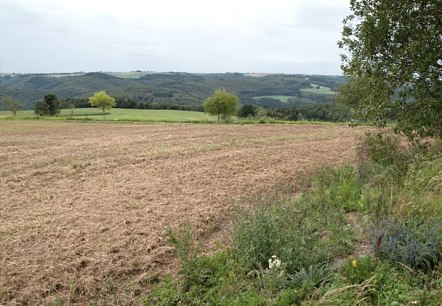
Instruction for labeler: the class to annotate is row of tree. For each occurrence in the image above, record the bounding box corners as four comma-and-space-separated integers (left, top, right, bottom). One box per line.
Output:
62, 96, 204, 112
33, 91, 116, 118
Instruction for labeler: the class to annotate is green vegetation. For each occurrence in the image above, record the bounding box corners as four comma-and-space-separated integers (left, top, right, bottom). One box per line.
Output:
237, 105, 256, 118
0, 96, 22, 116
0, 72, 344, 110
88, 91, 116, 119
34, 93, 61, 116
252, 95, 293, 103
0, 108, 217, 123
144, 133, 442, 305
203, 89, 239, 122
300, 84, 336, 95
338, 0, 441, 137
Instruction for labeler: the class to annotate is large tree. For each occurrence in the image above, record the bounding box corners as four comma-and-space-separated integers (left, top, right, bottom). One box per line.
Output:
34, 93, 61, 116
89, 91, 116, 119
338, 0, 442, 137
203, 89, 239, 122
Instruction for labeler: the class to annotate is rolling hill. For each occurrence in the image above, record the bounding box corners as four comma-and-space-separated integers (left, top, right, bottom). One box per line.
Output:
0, 72, 345, 110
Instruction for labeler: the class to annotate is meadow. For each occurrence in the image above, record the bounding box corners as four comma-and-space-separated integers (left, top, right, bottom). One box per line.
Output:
0, 108, 216, 123
300, 84, 336, 95
252, 95, 293, 103
0, 120, 366, 305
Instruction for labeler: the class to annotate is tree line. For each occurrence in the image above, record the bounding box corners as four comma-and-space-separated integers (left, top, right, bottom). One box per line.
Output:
1, 90, 351, 123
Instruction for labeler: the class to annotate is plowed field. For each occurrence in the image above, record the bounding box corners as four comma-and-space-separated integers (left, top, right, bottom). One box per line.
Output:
0, 121, 366, 305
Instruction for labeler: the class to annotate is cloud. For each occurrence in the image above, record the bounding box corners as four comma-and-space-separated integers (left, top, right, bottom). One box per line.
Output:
0, 0, 350, 74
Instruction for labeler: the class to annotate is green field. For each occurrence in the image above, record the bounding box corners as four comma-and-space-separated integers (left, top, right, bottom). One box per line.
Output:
0, 108, 346, 125
300, 84, 336, 95
0, 108, 216, 122
252, 95, 293, 103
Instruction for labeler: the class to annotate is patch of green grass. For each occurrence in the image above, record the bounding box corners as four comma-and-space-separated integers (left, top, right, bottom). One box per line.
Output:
300, 84, 336, 95
0, 108, 216, 123
1, 109, 348, 125
252, 95, 293, 103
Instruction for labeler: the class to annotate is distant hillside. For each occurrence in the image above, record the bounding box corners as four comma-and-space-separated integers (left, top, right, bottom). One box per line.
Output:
0, 72, 345, 110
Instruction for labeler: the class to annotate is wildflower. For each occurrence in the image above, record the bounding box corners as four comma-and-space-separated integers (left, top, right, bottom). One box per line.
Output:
352, 259, 357, 268
268, 255, 281, 269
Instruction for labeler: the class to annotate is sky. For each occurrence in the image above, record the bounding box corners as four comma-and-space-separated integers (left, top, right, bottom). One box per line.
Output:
0, 0, 350, 75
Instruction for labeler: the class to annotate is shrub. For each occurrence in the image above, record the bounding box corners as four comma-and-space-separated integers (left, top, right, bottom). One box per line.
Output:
232, 190, 353, 274
376, 221, 442, 271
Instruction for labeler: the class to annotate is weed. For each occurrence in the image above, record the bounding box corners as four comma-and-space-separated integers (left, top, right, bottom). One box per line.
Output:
340, 256, 377, 284
289, 264, 331, 289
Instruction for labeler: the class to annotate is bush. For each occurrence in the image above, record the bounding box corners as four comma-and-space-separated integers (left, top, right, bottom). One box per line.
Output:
357, 132, 412, 181
232, 190, 353, 274
376, 221, 442, 271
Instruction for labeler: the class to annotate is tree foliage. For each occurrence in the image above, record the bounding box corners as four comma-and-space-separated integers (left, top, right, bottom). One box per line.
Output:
203, 89, 239, 121
34, 93, 60, 116
88, 91, 116, 118
0, 96, 22, 116
238, 104, 256, 118
338, 0, 442, 137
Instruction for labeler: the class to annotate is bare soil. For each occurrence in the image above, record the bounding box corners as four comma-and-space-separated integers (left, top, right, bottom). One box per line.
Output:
0, 121, 366, 305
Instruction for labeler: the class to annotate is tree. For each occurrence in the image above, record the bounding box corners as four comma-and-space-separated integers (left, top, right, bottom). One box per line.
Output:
88, 91, 116, 119
203, 89, 239, 122
1, 96, 22, 116
238, 104, 256, 118
34, 93, 61, 116
338, 0, 442, 137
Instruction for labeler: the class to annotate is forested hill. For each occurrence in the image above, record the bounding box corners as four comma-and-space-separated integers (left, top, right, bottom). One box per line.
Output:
0, 72, 345, 110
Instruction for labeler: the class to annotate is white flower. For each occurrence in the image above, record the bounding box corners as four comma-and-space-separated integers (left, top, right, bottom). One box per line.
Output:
268, 255, 281, 269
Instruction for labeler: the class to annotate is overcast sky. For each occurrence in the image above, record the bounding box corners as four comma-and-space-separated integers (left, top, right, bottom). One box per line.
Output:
0, 0, 350, 75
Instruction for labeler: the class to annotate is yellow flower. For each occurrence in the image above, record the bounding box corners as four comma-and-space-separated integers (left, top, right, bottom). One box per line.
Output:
352, 259, 357, 268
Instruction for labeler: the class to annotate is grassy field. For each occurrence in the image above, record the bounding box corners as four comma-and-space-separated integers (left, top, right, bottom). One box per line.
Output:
252, 95, 293, 103
300, 83, 336, 95
0, 108, 216, 122
0, 108, 345, 125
